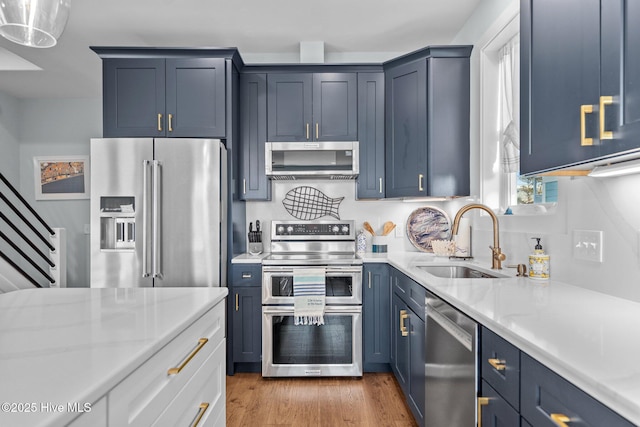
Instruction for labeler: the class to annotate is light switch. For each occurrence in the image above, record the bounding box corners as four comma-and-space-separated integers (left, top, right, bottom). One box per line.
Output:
573, 229, 603, 262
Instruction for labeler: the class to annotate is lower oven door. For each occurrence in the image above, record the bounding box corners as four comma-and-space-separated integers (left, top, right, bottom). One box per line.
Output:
262, 305, 363, 377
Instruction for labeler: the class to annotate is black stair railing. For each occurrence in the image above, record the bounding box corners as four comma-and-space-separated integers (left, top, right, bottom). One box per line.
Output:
0, 172, 58, 288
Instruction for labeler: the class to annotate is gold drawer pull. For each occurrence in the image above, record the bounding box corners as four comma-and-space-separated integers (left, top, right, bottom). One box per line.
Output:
168, 113, 174, 132
191, 402, 210, 427
580, 104, 594, 146
600, 95, 613, 140
418, 174, 424, 192
157, 113, 163, 132
477, 397, 489, 427
487, 358, 506, 371
315, 122, 319, 139
400, 309, 409, 337
550, 413, 571, 427
167, 338, 208, 375
306, 123, 310, 140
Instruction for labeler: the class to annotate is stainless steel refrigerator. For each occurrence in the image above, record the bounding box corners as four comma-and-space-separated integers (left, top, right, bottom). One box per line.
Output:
90, 138, 227, 288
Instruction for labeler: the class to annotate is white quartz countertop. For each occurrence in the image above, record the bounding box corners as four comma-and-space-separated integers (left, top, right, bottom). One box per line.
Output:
367, 251, 640, 426
0, 287, 228, 427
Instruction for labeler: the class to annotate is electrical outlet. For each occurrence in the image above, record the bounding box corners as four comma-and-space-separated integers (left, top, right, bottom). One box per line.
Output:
573, 229, 603, 262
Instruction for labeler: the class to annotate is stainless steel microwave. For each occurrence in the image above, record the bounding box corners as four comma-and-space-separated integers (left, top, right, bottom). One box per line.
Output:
265, 141, 359, 180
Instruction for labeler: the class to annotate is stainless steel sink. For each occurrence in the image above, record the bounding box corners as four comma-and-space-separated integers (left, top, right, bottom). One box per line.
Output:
418, 265, 503, 279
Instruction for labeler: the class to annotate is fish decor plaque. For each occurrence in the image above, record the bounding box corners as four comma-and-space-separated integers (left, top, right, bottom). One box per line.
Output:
282, 186, 344, 220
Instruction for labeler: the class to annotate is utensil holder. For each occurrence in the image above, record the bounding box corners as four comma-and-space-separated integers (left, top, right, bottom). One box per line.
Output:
372, 236, 388, 253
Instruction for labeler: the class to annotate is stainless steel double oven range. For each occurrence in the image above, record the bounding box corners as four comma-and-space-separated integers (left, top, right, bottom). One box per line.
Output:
261, 220, 363, 377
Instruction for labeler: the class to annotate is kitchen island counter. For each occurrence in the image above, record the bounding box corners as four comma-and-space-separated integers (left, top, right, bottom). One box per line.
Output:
0, 287, 228, 427
362, 251, 640, 426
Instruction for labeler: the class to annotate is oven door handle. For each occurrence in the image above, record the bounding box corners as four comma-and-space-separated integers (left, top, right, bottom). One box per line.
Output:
263, 305, 362, 315
262, 267, 362, 275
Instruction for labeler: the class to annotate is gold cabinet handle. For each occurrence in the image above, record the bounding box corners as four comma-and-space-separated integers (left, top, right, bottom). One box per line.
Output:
168, 113, 173, 132
400, 309, 409, 337
315, 122, 319, 139
167, 338, 208, 375
477, 397, 489, 427
580, 104, 594, 146
243, 179, 247, 195
235, 293, 239, 311
306, 123, 310, 140
157, 113, 163, 132
418, 174, 424, 192
488, 358, 506, 371
368, 271, 372, 289
191, 403, 210, 427
379, 177, 383, 194
550, 413, 571, 427
600, 96, 613, 140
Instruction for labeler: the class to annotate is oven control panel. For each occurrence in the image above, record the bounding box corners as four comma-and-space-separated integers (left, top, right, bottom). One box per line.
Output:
272, 221, 354, 238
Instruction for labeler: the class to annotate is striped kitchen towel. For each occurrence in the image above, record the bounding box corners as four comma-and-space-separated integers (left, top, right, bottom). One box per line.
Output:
293, 268, 326, 326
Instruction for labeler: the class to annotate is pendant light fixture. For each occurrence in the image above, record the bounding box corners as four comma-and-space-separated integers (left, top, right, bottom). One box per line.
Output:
0, 0, 71, 48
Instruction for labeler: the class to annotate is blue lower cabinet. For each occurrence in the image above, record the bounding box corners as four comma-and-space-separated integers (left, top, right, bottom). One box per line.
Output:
390, 268, 425, 427
520, 353, 634, 427
479, 380, 520, 427
480, 326, 521, 410
363, 264, 391, 371
228, 264, 262, 374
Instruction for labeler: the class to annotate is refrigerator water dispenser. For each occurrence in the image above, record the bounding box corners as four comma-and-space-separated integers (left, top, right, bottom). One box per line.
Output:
100, 197, 136, 251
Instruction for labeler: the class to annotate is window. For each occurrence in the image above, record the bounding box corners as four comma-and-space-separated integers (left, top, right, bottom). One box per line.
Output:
480, 15, 557, 214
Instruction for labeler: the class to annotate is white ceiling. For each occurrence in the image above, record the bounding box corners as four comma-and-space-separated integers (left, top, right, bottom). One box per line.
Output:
0, 0, 481, 99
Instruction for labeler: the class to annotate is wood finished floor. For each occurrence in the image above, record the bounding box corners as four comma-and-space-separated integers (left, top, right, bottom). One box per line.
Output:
226, 373, 419, 427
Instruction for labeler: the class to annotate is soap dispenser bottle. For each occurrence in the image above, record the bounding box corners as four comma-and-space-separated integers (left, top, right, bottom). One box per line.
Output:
528, 237, 550, 280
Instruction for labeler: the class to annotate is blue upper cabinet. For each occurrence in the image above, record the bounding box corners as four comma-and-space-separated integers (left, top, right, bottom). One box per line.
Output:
165, 58, 226, 138
267, 72, 357, 142
95, 48, 228, 138
239, 73, 271, 201
600, 1, 640, 157
102, 58, 166, 138
357, 72, 385, 199
384, 46, 471, 198
521, 0, 640, 175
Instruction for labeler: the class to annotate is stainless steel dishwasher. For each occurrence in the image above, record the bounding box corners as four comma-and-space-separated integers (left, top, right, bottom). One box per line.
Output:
424, 291, 477, 427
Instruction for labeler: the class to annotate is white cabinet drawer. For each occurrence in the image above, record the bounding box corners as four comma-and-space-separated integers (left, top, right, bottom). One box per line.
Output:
153, 339, 226, 427
108, 303, 225, 426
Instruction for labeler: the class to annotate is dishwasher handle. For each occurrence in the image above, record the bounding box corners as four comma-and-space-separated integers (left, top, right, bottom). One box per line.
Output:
427, 302, 474, 352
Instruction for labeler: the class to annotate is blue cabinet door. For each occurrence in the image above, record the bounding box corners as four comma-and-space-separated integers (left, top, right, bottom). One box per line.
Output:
239, 73, 271, 200
231, 286, 262, 364
267, 73, 313, 141
312, 73, 358, 141
165, 57, 226, 138
521, 353, 634, 427
103, 58, 166, 137
391, 290, 410, 396
385, 59, 428, 197
363, 264, 390, 371
520, 0, 604, 175
356, 72, 385, 199
600, 1, 640, 157
480, 381, 521, 427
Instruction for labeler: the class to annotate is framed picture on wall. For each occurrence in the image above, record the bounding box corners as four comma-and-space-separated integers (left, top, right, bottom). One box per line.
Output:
33, 156, 90, 200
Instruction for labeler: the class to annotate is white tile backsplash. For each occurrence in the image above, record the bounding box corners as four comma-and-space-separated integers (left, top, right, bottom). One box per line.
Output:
247, 175, 640, 302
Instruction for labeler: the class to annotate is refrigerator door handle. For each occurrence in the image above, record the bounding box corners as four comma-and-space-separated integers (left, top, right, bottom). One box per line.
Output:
142, 160, 152, 277
152, 160, 163, 279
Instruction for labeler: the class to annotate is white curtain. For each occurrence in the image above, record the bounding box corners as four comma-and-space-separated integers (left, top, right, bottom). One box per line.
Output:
499, 35, 520, 173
